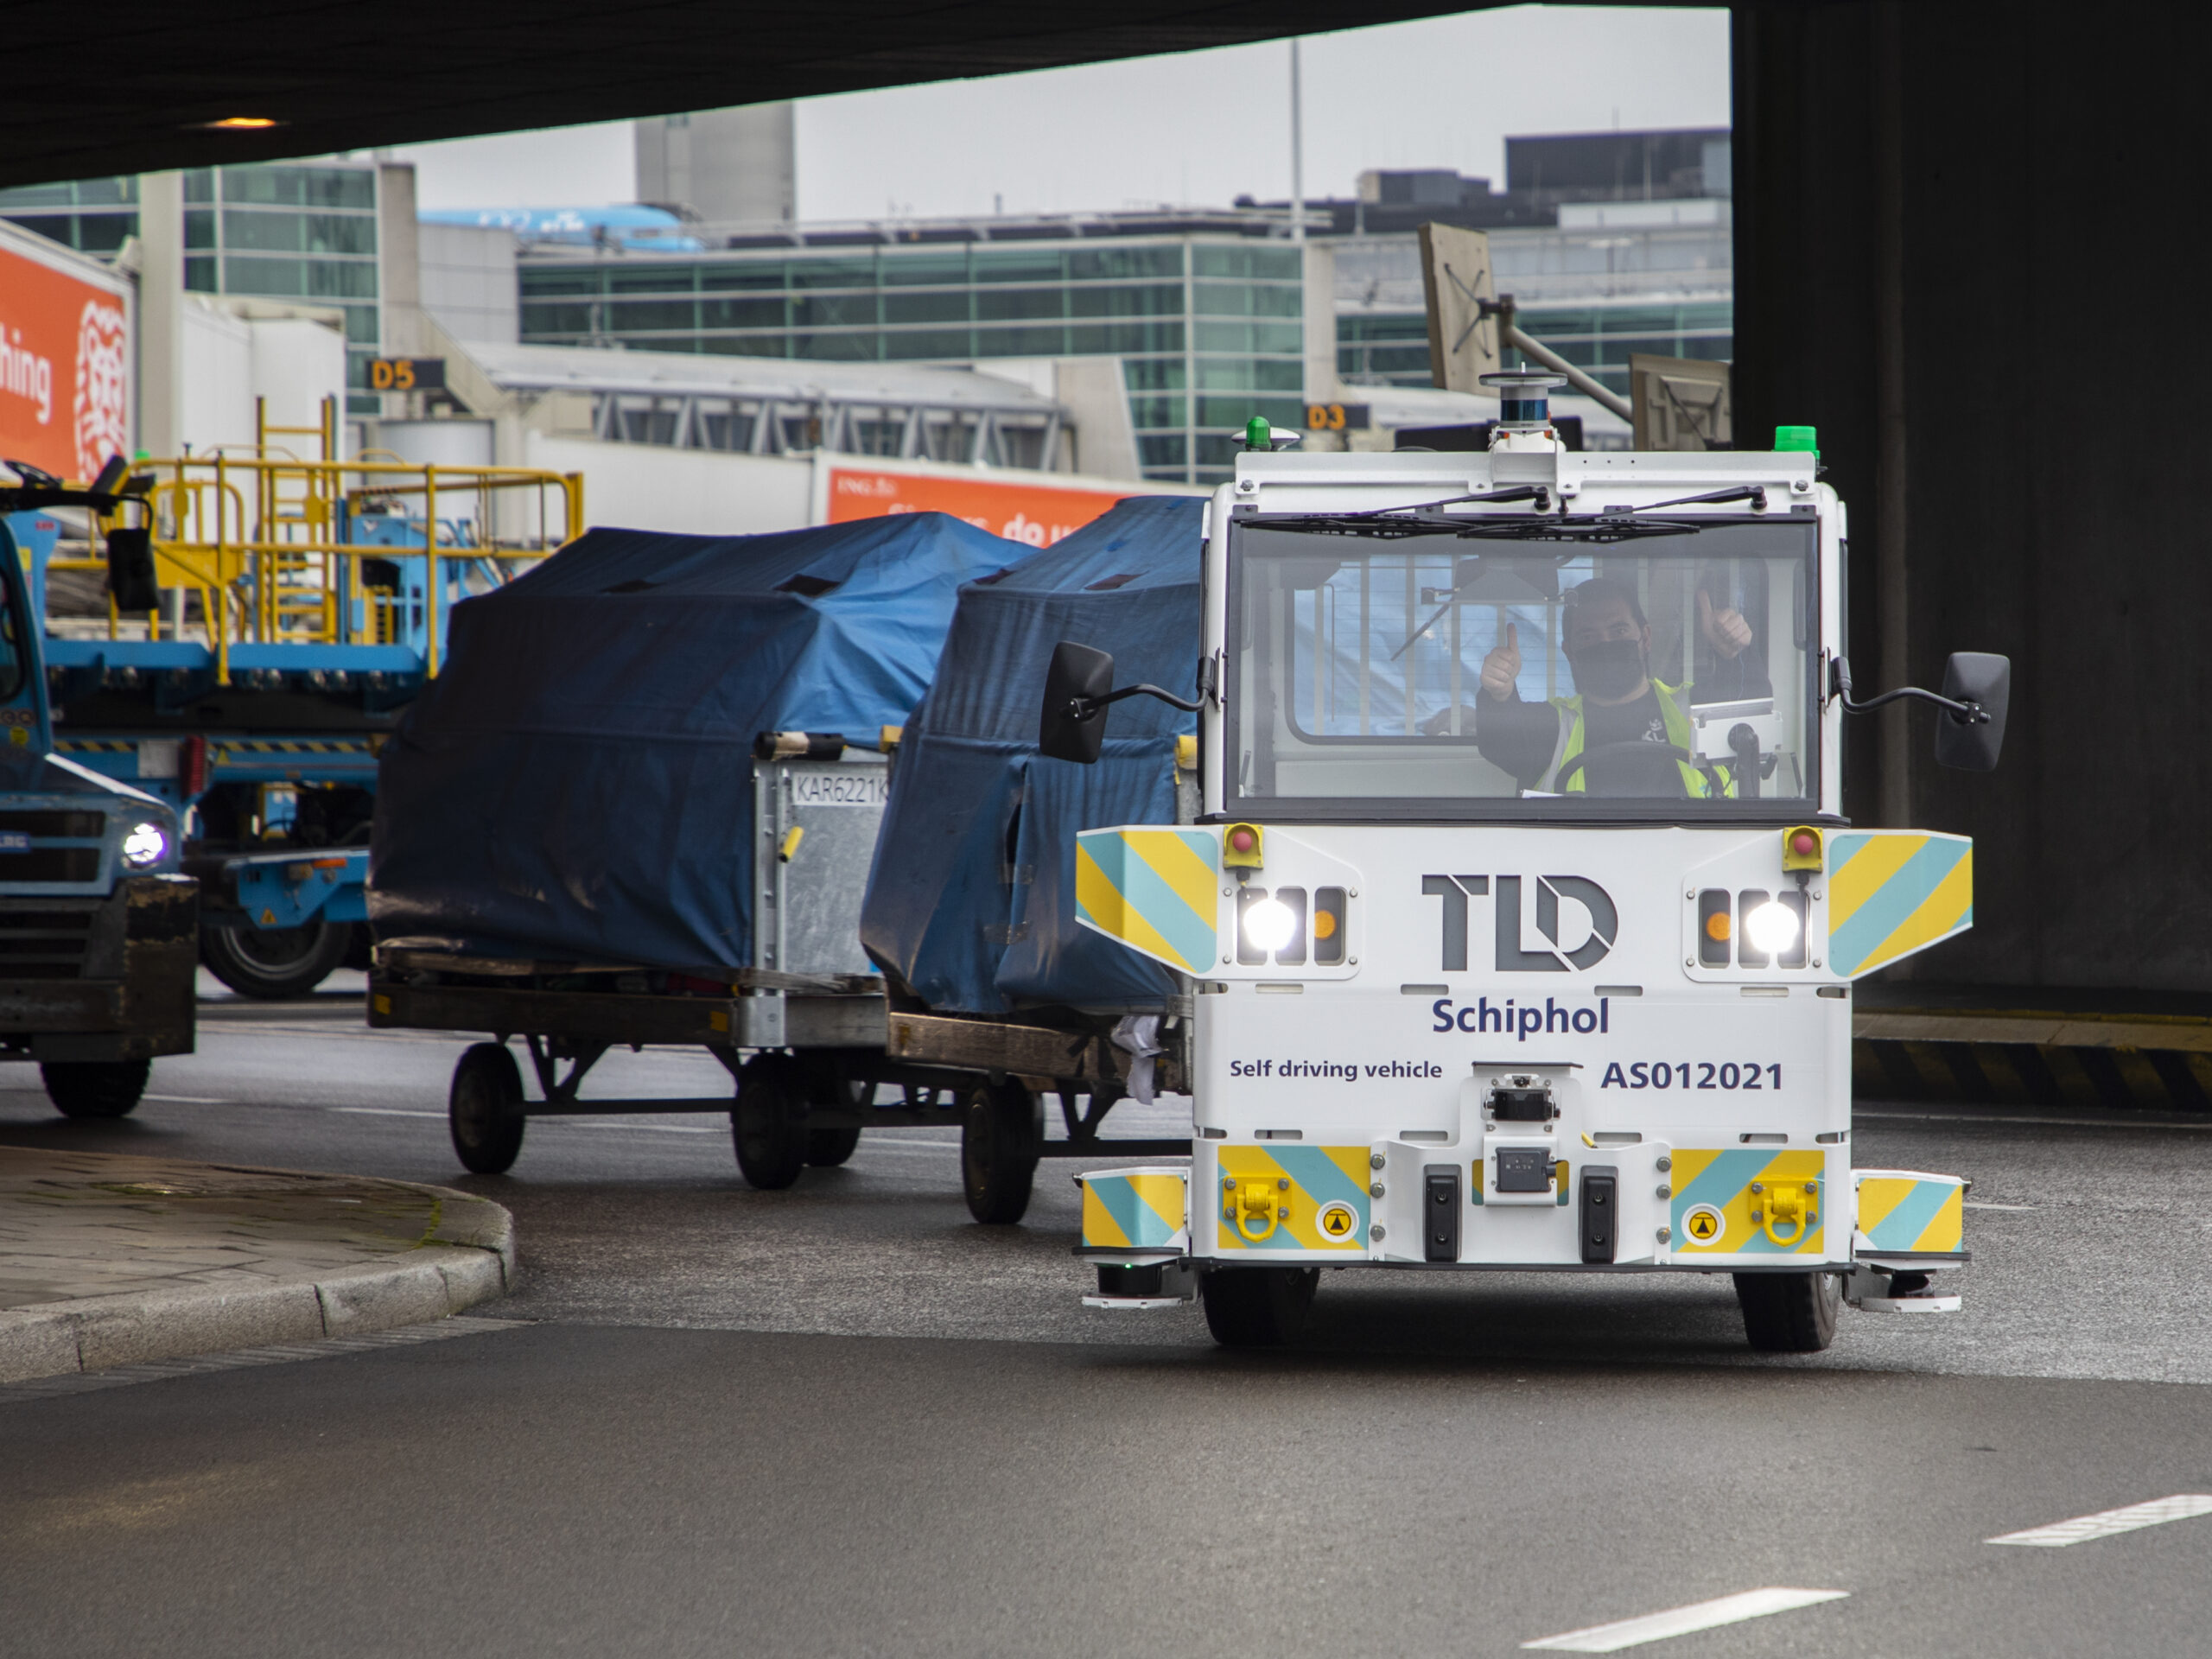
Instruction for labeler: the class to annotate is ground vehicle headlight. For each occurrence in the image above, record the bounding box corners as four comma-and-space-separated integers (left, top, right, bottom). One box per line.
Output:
1744, 899, 1801, 957
1241, 895, 1296, 955
121, 822, 168, 868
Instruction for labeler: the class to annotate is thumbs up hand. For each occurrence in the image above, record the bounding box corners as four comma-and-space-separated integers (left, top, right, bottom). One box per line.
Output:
1699, 590, 1752, 659
1480, 621, 1522, 700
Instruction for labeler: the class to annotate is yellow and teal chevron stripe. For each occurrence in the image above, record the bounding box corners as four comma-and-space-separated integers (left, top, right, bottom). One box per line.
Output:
1074, 827, 1219, 974
1827, 830, 1973, 978
1081, 1169, 1188, 1250
1855, 1172, 1965, 1255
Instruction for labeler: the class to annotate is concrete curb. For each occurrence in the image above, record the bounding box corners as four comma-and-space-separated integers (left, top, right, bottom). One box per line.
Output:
0, 1170, 516, 1386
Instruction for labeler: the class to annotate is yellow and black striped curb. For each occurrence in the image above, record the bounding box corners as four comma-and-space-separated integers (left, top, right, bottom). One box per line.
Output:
1854, 1009, 2212, 1111
59, 739, 378, 756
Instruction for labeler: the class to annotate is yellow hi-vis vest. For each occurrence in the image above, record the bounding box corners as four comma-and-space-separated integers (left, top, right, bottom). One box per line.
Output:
1541, 678, 1733, 798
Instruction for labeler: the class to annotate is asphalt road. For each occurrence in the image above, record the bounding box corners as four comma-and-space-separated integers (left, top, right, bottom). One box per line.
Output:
3, 977, 2211, 1656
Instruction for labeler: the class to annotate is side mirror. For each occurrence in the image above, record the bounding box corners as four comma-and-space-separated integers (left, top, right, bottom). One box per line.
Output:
1933, 652, 2010, 772
1039, 640, 1115, 765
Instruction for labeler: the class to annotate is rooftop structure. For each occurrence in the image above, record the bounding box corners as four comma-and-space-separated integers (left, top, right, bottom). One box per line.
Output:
456, 339, 1069, 469
635, 104, 797, 227
1507, 127, 1732, 206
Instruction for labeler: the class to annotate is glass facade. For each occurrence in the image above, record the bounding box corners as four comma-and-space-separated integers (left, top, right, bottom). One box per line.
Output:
0, 164, 383, 416
518, 238, 1306, 485
1338, 302, 1732, 397
0, 174, 139, 256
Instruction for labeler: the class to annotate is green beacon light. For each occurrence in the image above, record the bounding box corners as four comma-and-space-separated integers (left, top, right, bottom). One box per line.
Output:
1245, 416, 1272, 452
1774, 424, 1819, 456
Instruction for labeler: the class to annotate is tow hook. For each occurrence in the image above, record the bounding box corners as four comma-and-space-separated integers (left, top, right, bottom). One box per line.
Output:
1224, 1174, 1288, 1242
1751, 1179, 1817, 1248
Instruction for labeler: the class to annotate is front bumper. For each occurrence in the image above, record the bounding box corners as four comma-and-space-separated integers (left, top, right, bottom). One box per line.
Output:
1077, 1155, 1967, 1286
0, 875, 198, 1061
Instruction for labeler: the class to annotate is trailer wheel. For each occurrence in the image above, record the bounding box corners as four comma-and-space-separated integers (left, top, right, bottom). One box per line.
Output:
448, 1043, 525, 1175
200, 918, 352, 999
803, 1076, 866, 1166
40, 1059, 151, 1119
960, 1078, 1039, 1224
805, 1125, 862, 1166
733, 1055, 807, 1189
1732, 1270, 1841, 1352
1201, 1266, 1319, 1348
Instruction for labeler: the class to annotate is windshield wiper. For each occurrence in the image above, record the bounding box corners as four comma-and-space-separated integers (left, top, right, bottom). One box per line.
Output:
1246, 486, 1548, 536
1613, 486, 1768, 513
1440, 515, 1704, 542
1253, 510, 1703, 544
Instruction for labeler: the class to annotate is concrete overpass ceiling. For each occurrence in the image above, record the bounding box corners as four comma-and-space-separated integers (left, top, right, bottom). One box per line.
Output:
4, 2, 1509, 188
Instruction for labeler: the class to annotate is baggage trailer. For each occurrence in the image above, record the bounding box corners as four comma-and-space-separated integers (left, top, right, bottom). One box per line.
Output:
371, 734, 1188, 1221
368, 957, 1189, 1222
1050, 389, 2012, 1351
367, 507, 1209, 1219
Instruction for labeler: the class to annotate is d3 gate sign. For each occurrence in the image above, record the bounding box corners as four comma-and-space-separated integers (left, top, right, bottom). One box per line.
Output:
0, 226, 130, 483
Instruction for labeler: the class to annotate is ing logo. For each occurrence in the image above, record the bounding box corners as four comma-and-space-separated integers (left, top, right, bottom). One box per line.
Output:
1421, 874, 1618, 973
73, 302, 128, 480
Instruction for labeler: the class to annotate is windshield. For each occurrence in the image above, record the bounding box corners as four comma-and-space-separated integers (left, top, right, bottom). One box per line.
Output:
1225, 517, 1819, 817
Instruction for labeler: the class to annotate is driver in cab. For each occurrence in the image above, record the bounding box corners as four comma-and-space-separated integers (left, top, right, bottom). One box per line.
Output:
1459, 576, 1758, 797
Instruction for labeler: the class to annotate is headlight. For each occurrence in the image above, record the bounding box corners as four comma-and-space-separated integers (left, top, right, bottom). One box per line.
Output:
1745, 899, 1802, 957
121, 822, 168, 868
1240, 895, 1297, 955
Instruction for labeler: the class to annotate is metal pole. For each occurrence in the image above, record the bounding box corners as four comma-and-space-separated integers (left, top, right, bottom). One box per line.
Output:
424, 466, 440, 675
1289, 39, 1305, 244
1504, 322, 1634, 422
1873, 0, 1911, 837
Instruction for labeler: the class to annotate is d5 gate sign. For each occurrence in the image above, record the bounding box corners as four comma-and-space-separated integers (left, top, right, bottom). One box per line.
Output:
0, 227, 130, 483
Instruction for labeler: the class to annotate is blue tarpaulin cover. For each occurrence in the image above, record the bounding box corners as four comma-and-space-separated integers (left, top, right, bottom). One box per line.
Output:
861, 493, 1205, 1013
369, 513, 1019, 967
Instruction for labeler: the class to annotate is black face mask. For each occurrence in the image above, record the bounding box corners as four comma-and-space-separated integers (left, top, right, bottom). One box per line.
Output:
1568, 638, 1647, 701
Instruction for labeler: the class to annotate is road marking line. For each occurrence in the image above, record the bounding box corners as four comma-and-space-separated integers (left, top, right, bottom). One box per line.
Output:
1963, 1200, 2034, 1211
142, 1094, 230, 1104
1987, 1494, 2212, 1547
331, 1107, 443, 1118
1522, 1589, 1849, 1652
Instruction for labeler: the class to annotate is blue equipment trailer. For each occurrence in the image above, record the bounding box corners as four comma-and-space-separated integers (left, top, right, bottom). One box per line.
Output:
16, 419, 580, 996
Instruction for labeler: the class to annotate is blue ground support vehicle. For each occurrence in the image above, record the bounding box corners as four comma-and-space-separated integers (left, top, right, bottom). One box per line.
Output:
17, 406, 581, 997
0, 460, 195, 1117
